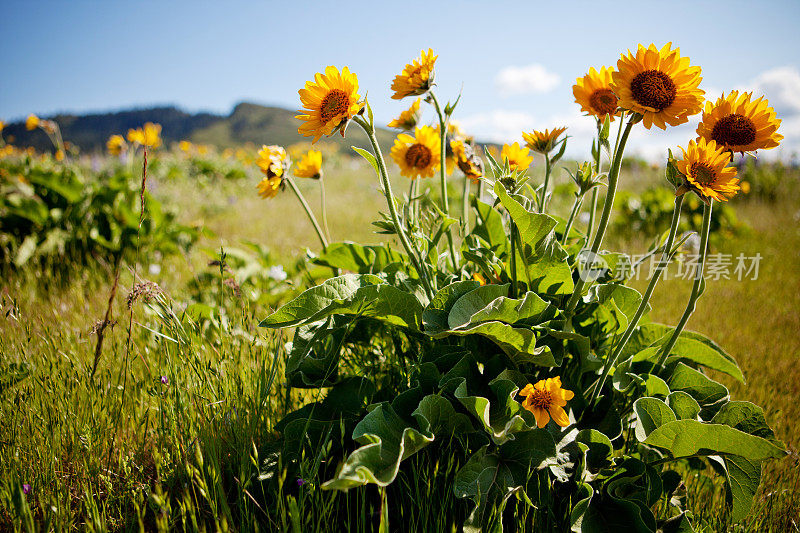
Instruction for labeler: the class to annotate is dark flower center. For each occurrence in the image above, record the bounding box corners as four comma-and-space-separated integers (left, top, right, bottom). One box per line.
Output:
691, 163, 716, 185
630, 70, 677, 111
405, 143, 432, 168
530, 390, 553, 409
589, 88, 618, 116
711, 114, 757, 148
320, 90, 349, 123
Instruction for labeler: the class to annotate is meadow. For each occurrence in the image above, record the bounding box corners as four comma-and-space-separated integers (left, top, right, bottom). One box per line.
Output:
1, 45, 799, 533
0, 143, 797, 532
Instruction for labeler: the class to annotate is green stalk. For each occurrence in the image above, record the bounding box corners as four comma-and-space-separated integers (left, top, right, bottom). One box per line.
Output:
538, 153, 552, 212
654, 199, 713, 372
587, 189, 598, 239
564, 117, 635, 319
407, 177, 417, 227
462, 176, 471, 229
561, 194, 584, 246
285, 176, 329, 251
509, 221, 519, 298
318, 174, 332, 242
354, 115, 434, 299
588, 195, 685, 404
587, 120, 603, 238
429, 90, 459, 270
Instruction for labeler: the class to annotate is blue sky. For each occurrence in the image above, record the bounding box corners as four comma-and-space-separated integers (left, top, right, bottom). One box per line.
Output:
2, 0, 799, 159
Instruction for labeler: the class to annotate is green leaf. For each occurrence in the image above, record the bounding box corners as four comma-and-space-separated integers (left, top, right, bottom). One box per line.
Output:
422, 280, 482, 335
455, 431, 557, 532
455, 291, 558, 328
260, 274, 423, 330
666, 336, 744, 383
412, 394, 474, 437
322, 402, 434, 490
446, 321, 555, 366
352, 146, 379, 175
495, 180, 556, 247
575, 429, 613, 470
471, 197, 508, 253
634, 397, 677, 441
667, 391, 701, 420
644, 420, 786, 461
453, 369, 537, 444
588, 283, 647, 323
711, 401, 781, 445
571, 459, 658, 533
285, 319, 343, 387
447, 284, 510, 330
720, 455, 762, 523
312, 242, 406, 274
667, 363, 729, 408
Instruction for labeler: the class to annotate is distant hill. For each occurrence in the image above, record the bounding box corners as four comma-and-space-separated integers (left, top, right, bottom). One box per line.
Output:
2, 102, 397, 155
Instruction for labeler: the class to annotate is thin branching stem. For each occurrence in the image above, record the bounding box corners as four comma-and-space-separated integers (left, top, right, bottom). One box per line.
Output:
285, 176, 329, 251
564, 116, 635, 319
654, 199, 713, 371
588, 195, 685, 405
429, 90, 459, 270
354, 115, 434, 299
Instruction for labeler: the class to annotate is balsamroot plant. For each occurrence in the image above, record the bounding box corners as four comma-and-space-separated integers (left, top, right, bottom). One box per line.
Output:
257, 44, 785, 532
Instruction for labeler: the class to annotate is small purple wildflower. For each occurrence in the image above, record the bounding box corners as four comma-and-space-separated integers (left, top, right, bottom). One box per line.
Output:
22, 484, 31, 495
296, 478, 305, 487
160, 376, 169, 385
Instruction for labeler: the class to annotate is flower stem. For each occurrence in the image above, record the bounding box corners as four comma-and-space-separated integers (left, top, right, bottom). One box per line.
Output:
354, 115, 434, 299
462, 176, 471, 229
285, 176, 329, 251
561, 194, 584, 246
319, 174, 332, 242
587, 121, 603, 238
509, 220, 519, 298
429, 90, 459, 270
588, 194, 685, 405
538, 153, 552, 213
654, 199, 713, 372
564, 117, 635, 319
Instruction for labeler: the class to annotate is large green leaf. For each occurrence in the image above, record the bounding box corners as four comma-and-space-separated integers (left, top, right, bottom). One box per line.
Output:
321, 402, 434, 490
622, 324, 743, 382
422, 280, 482, 335
587, 284, 647, 324
718, 454, 762, 523
471, 197, 508, 254
447, 284, 510, 330
452, 369, 537, 444
667, 391, 701, 420
454, 291, 558, 328
644, 420, 786, 461
571, 459, 659, 533
634, 397, 677, 441
455, 430, 557, 532
433, 287, 558, 365
444, 321, 555, 366
260, 274, 423, 330
312, 242, 406, 274
667, 363, 729, 408
495, 181, 573, 296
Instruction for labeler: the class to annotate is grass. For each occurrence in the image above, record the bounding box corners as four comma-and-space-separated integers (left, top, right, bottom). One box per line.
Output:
1, 151, 798, 531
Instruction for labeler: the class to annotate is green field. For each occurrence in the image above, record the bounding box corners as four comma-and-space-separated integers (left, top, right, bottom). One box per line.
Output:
1, 148, 798, 532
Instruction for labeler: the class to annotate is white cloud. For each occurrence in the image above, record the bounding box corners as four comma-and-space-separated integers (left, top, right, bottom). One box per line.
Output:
459, 110, 536, 143
462, 65, 800, 162
745, 66, 800, 118
495, 64, 560, 96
